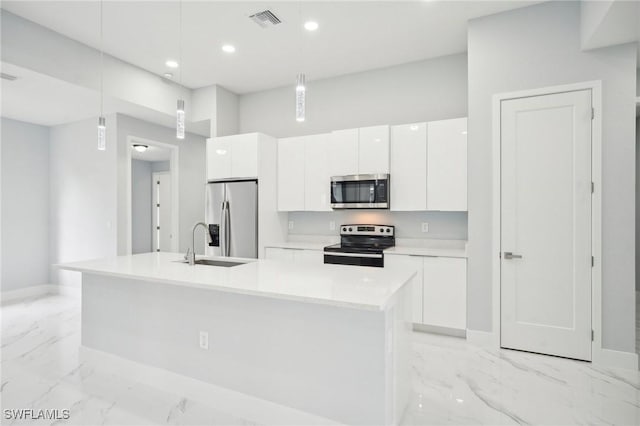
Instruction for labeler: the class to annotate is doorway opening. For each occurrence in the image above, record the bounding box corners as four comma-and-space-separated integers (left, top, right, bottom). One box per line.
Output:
127, 137, 179, 254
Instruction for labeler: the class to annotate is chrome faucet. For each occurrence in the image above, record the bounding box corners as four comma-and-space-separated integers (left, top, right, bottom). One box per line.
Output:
189, 222, 211, 265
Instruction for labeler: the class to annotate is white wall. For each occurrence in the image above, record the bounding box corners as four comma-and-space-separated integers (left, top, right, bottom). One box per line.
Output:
468, 1, 637, 353
1, 118, 50, 291
49, 115, 118, 286
116, 114, 207, 255
131, 159, 152, 254
238, 53, 467, 138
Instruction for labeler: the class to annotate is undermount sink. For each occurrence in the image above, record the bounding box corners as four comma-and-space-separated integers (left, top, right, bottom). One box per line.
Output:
193, 259, 245, 267
174, 259, 245, 268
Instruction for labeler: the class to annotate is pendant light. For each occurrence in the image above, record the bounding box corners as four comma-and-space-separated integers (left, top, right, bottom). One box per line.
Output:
295, 73, 306, 122
295, 2, 306, 122
97, 0, 106, 150
176, 0, 185, 139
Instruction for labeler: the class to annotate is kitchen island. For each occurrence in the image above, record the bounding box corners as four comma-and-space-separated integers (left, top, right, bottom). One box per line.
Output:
59, 252, 414, 425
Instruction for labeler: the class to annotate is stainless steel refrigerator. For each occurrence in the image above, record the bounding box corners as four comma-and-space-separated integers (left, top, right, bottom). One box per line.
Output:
205, 179, 258, 258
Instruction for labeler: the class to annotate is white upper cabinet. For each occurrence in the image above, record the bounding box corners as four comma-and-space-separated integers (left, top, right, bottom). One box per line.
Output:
206, 134, 259, 181
277, 136, 306, 211
427, 118, 467, 211
206, 138, 232, 180
328, 129, 359, 176
358, 125, 390, 174
230, 134, 258, 178
390, 123, 427, 211
304, 134, 332, 211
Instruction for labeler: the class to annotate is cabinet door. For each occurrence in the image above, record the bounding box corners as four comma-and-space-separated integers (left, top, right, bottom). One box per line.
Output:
304, 134, 331, 211
293, 249, 324, 265
422, 257, 466, 330
427, 118, 467, 211
358, 125, 390, 174
231, 134, 258, 178
390, 123, 427, 211
385, 254, 424, 323
328, 129, 359, 176
265, 247, 295, 261
206, 138, 232, 180
277, 137, 306, 211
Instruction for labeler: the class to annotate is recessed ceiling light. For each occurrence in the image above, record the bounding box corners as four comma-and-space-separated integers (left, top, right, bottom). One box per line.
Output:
222, 44, 236, 53
304, 21, 319, 31
163, 72, 173, 79
165, 60, 179, 68
461, 131, 468, 135
410, 125, 419, 131
133, 144, 149, 152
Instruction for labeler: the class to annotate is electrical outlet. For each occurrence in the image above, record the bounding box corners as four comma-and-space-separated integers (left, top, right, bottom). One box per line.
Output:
329, 221, 336, 231
288, 221, 294, 230
199, 331, 209, 350
421, 223, 429, 233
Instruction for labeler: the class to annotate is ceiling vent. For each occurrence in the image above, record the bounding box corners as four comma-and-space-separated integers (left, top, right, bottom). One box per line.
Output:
0, 72, 18, 81
249, 10, 281, 28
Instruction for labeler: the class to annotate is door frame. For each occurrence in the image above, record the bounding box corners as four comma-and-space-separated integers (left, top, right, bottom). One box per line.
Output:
126, 136, 180, 254
491, 81, 603, 363
151, 171, 171, 252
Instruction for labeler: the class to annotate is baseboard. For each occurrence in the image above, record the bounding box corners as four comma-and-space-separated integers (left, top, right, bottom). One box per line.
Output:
413, 323, 466, 338
0, 284, 58, 304
466, 329, 497, 347
599, 348, 639, 371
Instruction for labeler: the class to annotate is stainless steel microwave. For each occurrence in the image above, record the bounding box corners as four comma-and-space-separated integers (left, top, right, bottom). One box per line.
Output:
330, 174, 390, 209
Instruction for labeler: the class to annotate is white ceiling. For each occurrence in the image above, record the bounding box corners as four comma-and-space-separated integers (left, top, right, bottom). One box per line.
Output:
1, 0, 544, 94
1, 63, 210, 135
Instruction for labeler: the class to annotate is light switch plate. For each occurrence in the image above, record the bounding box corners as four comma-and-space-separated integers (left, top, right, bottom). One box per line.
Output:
288, 221, 294, 230
329, 221, 336, 231
421, 223, 429, 233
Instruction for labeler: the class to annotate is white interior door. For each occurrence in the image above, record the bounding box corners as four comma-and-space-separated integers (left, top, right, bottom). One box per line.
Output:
152, 172, 172, 252
500, 89, 592, 361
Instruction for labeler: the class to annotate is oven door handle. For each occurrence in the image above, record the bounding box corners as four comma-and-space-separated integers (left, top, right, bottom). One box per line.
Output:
324, 251, 383, 259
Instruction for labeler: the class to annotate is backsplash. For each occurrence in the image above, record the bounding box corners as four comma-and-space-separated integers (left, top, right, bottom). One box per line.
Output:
287, 211, 467, 240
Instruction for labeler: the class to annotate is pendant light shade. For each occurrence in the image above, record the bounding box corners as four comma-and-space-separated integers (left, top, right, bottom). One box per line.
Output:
97, 116, 106, 151
175, 0, 186, 139
295, 73, 306, 122
176, 99, 185, 139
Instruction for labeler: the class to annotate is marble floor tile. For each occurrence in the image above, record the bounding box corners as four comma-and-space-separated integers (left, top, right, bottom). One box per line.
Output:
2, 293, 639, 425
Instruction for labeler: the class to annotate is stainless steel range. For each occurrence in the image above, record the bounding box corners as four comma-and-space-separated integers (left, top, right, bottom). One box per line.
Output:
323, 224, 395, 268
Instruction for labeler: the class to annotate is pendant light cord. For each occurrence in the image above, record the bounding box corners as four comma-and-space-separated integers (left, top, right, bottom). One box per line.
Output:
100, 0, 104, 117
179, 0, 183, 87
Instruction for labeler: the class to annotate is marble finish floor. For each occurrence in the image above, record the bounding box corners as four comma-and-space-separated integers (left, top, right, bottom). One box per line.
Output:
1, 293, 639, 425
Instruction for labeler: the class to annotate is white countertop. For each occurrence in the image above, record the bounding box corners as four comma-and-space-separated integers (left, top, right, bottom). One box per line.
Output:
58, 253, 415, 312
265, 239, 467, 258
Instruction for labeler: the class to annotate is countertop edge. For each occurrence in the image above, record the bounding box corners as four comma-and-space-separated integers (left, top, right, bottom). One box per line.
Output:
59, 264, 398, 312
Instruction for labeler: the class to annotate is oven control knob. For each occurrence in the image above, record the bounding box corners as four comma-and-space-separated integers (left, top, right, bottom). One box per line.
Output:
386, 228, 391, 233
342, 227, 346, 232
380, 228, 384, 233
348, 227, 353, 232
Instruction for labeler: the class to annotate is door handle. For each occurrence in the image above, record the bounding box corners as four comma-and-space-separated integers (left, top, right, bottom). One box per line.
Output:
503, 252, 523, 260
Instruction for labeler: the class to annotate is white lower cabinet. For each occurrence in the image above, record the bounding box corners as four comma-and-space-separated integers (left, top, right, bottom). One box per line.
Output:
384, 254, 423, 323
265, 247, 323, 264
386, 253, 466, 330
422, 257, 466, 330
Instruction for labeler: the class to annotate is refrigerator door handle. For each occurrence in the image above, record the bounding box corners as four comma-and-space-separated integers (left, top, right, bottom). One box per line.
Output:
219, 201, 227, 256
220, 201, 231, 257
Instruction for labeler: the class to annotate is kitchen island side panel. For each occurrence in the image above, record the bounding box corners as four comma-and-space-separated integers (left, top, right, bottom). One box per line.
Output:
81, 272, 407, 425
